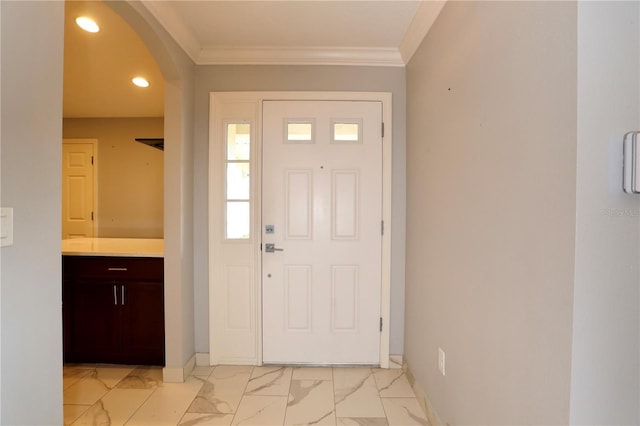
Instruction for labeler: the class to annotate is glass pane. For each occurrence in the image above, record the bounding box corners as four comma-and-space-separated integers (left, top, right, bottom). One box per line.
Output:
287, 122, 313, 142
227, 123, 250, 161
226, 201, 250, 239
226, 162, 250, 200
333, 122, 360, 142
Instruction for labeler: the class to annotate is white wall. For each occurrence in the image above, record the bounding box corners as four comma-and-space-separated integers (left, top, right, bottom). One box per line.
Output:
105, 0, 197, 379
0, 1, 64, 424
570, 2, 640, 423
192, 65, 407, 356
405, 2, 577, 423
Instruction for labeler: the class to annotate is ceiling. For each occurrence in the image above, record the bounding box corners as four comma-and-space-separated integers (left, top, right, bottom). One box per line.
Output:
63, 0, 445, 118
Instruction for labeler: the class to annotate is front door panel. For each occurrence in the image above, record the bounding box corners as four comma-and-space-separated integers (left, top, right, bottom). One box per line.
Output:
262, 100, 382, 364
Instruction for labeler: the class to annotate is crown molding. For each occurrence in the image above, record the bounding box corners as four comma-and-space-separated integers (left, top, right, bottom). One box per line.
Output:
140, 0, 202, 63
140, 0, 437, 67
197, 46, 405, 67
399, 0, 447, 64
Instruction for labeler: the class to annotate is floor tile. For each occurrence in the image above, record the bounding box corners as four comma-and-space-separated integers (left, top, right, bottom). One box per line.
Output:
372, 369, 415, 398
63, 363, 427, 426
62, 367, 93, 390
126, 376, 204, 426
333, 368, 386, 418
337, 418, 389, 425
63, 404, 90, 426
179, 412, 235, 425
381, 398, 429, 426
192, 366, 215, 378
284, 379, 335, 425
245, 366, 292, 396
116, 366, 163, 389
291, 366, 333, 381
63, 375, 110, 406
231, 395, 288, 426
187, 366, 252, 414
71, 388, 154, 426
64, 366, 136, 405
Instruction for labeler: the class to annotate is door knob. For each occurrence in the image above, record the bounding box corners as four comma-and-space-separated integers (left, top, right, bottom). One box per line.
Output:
265, 243, 284, 253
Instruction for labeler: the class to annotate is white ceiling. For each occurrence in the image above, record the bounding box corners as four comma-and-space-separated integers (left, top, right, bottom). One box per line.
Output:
63, 0, 445, 118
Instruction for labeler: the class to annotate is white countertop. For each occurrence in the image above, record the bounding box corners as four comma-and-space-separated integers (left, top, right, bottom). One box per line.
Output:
62, 238, 164, 258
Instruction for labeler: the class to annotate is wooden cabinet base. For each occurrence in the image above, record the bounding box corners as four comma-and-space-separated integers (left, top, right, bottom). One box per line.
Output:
63, 256, 165, 366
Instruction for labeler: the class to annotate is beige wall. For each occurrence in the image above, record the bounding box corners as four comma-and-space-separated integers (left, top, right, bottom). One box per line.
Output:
63, 117, 164, 238
405, 2, 577, 423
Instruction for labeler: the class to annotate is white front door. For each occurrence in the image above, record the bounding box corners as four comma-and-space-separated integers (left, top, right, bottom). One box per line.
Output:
62, 139, 97, 239
262, 100, 383, 364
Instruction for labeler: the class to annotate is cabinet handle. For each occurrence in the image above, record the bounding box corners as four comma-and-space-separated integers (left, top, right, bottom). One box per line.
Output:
121, 285, 125, 306
113, 284, 118, 305
108, 267, 127, 271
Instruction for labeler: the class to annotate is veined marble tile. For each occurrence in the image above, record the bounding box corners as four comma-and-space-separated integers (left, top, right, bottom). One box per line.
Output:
333, 368, 385, 418
291, 366, 333, 381
179, 412, 234, 426
71, 388, 155, 426
388, 356, 403, 370
63, 367, 93, 390
126, 376, 204, 426
231, 395, 287, 426
63, 404, 90, 426
192, 366, 215, 379
245, 366, 292, 396
381, 398, 429, 426
284, 379, 335, 425
116, 366, 163, 389
372, 369, 415, 398
337, 418, 389, 426
63, 367, 133, 405
187, 365, 252, 414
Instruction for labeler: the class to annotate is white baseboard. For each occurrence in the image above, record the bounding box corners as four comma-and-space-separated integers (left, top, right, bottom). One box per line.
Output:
195, 352, 210, 366
162, 353, 197, 383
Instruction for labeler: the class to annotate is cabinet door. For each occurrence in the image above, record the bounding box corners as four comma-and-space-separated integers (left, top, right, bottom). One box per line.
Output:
120, 281, 165, 365
68, 280, 121, 362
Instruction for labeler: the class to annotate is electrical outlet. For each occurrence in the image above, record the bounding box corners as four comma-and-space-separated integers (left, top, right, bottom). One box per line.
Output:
438, 347, 446, 376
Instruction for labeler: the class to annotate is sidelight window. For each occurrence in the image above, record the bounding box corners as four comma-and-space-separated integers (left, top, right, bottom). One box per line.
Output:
225, 123, 251, 239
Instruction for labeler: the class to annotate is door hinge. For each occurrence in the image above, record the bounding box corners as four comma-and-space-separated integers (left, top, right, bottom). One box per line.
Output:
380, 317, 383, 332
381, 122, 385, 138
381, 220, 384, 236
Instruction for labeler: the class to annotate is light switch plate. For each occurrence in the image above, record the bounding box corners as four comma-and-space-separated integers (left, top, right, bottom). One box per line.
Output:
0, 208, 14, 247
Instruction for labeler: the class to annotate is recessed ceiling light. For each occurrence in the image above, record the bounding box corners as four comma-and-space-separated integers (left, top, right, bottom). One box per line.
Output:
75, 17, 99, 33
132, 77, 150, 88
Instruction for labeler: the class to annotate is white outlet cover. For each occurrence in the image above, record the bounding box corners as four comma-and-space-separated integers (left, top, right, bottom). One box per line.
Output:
0, 208, 14, 247
438, 347, 445, 376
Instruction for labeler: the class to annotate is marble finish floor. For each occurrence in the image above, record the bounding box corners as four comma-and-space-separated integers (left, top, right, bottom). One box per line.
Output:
63, 364, 429, 425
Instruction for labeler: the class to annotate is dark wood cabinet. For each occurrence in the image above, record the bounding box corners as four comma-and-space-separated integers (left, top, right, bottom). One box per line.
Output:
63, 256, 165, 365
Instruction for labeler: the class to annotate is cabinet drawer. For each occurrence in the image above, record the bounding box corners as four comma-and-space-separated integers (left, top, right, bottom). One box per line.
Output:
63, 256, 163, 281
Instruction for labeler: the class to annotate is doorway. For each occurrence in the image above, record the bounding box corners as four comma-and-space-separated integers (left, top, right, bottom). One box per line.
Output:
209, 92, 393, 367
62, 139, 97, 239
261, 100, 383, 364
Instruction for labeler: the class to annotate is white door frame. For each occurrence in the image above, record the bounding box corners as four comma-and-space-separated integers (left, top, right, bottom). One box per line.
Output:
208, 91, 392, 367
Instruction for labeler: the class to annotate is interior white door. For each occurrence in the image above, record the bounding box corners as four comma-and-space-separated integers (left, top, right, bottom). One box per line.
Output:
262, 100, 383, 364
62, 140, 96, 239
